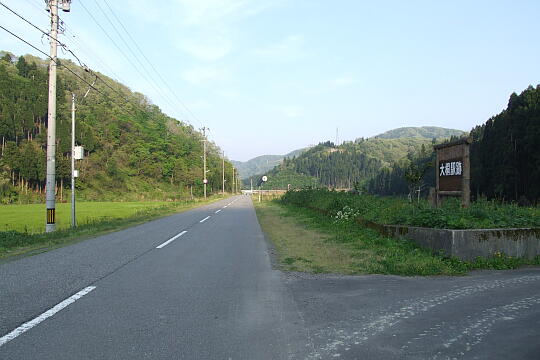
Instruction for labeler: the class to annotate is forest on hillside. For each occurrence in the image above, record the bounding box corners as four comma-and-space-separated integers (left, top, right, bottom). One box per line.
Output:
372, 126, 465, 140
258, 138, 432, 190
258, 85, 540, 205
369, 85, 540, 204
0, 53, 234, 203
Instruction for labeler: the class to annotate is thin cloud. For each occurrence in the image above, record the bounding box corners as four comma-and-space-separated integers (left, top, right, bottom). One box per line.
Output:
254, 35, 306, 62
182, 66, 228, 85
282, 106, 304, 118
179, 32, 233, 62
126, 0, 280, 62
331, 75, 356, 87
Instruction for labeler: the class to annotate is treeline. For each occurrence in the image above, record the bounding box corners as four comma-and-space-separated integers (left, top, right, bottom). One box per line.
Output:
280, 141, 383, 188
366, 144, 435, 196
470, 85, 540, 203
368, 85, 540, 204
259, 137, 431, 190
0, 53, 233, 203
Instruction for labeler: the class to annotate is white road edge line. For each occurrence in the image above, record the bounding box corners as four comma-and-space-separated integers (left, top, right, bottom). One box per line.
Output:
156, 230, 187, 249
0, 286, 96, 347
199, 216, 211, 223
215, 209, 221, 214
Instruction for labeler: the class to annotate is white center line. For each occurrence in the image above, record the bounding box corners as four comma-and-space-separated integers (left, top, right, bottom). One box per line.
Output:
199, 216, 211, 223
215, 209, 221, 214
156, 230, 187, 249
0, 286, 96, 347
223, 206, 228, 208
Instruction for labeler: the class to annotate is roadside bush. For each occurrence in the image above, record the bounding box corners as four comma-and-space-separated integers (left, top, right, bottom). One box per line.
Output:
281, 189, 540, 229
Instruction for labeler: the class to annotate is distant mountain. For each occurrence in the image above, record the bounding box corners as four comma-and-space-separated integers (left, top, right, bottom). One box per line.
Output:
237, 126, 466, 184
233, 148, 306, 180
260, 138, 433, 189
371, 126, 466, 140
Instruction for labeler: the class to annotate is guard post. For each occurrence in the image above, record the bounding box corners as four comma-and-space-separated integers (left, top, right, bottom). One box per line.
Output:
433, 137, 471, 208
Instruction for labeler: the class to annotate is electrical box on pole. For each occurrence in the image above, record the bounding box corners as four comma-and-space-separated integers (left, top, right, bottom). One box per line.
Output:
74, 146, 84, 160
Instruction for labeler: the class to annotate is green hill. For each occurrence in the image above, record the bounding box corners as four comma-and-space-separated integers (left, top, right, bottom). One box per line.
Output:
0, 53, 234, 203
258, 137, 434, 190
371, 126, 466, 140
233, 148, 306, 180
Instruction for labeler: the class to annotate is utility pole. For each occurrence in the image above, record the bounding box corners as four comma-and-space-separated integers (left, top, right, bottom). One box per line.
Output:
71, 93, 76, 227
45, 0, 59, 232
201, 127, 209, 198
232, 167, 235, 194
70, 81, 93, 228
222, 151, 225, 195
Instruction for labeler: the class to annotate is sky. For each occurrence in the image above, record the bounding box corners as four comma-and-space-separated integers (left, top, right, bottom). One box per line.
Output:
1, 0, 540, 161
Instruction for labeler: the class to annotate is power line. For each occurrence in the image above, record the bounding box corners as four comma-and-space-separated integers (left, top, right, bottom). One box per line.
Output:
0, 3, 130, 106
0, 23, 146, 120
1, 1, 205, 134
62, 28, 128, 85
0, 1, 86, 68
92, 0, 179, 109
12, 0, 130, 87
78, 1, 182, 119
101, 0, 203, 127
92, 0, 181, 116
0, 24, 105, 97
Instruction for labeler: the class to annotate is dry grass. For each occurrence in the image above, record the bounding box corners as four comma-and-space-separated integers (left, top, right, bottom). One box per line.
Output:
254, 200, 540, 276
254, 200, 365, 274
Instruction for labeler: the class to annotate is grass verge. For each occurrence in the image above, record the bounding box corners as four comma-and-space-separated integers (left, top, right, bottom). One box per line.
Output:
281, 188, 540, 229
254, 200, 540, 276
0, 196, 226, 260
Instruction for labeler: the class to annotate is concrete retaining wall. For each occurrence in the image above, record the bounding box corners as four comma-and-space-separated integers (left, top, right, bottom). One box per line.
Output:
377, 223, 540, 261
309, 206, 540, 260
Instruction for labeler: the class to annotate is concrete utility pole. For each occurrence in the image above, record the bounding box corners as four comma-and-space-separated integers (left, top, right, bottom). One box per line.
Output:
45, 0, 59, 232
201, 127, 209, 198
222, 151, 225, 195
71, 93, 76, 227
70, 82, 93, 228
232, 167, 235, 194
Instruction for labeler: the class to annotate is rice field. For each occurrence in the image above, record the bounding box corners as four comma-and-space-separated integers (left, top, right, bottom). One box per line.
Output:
0, 201, 179, 233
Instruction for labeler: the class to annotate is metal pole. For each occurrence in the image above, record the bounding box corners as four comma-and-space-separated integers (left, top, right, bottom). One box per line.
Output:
222, 151, 225, 195
45, 0, 58, 232
201, 127, 208, 199
71, 93, 76, 227
203, 137, 207, 198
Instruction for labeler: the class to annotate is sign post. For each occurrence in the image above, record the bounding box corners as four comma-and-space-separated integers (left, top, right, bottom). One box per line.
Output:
433, 137, 471, 208
259, 175, 268, 202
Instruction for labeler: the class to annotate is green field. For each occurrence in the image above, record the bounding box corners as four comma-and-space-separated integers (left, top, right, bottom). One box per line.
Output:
0, 201, 188, 234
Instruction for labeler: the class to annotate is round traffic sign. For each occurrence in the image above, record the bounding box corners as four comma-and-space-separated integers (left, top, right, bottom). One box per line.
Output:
203, 179, 208, 184
262, 176, 268, 182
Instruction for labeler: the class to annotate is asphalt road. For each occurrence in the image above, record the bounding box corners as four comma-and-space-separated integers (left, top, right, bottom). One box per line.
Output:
1, 196, 539, 359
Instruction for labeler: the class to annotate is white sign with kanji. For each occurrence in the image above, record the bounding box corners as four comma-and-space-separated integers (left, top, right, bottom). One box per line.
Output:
440, 161, 462, 176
